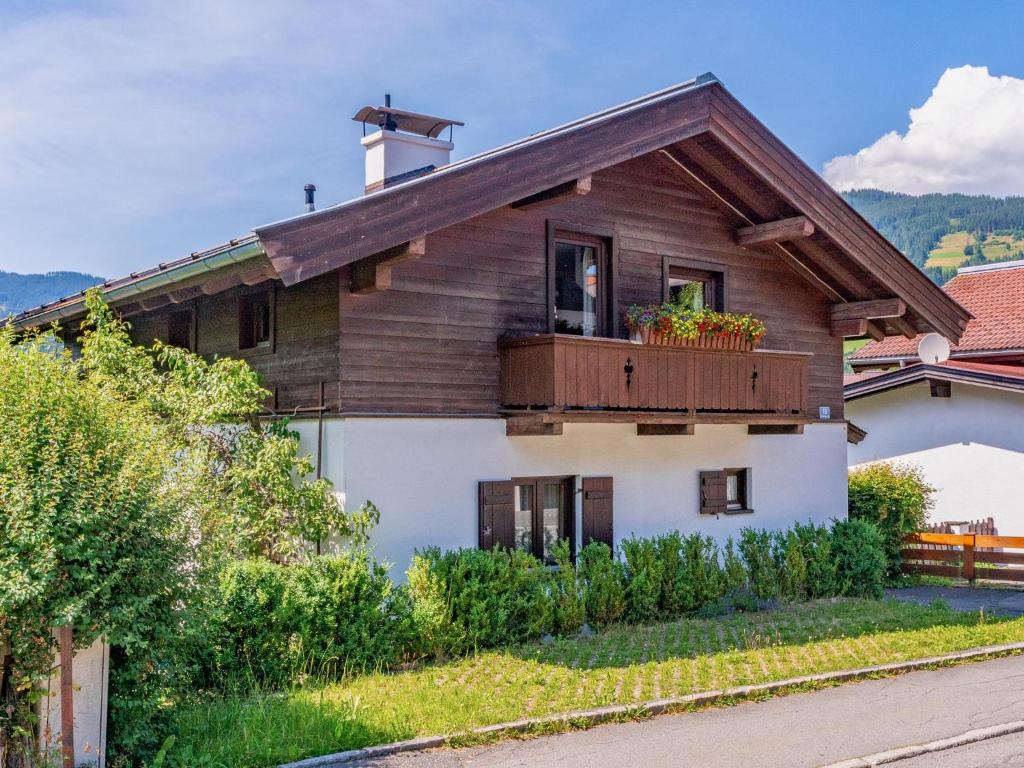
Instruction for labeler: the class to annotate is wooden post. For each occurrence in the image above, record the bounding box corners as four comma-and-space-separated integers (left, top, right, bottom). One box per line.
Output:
962, 534, 976, 584
57, 625, 74, 768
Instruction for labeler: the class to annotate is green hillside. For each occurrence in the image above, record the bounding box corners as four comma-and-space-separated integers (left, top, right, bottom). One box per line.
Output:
841, 189, 1024, 284
0, 270, 103, 317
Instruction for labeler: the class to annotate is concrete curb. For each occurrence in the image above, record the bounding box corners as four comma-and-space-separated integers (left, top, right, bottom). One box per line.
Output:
279, 640, 1024, 768
822, 719, 1024, 766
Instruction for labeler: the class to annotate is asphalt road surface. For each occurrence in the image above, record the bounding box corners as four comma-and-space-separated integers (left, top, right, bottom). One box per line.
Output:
350, 654, 1024, 768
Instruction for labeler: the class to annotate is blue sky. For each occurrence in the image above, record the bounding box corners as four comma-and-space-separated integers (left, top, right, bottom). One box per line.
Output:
2, 0, 1023, 278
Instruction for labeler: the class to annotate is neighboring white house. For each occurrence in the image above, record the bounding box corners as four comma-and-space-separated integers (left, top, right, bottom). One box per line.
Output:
846, 260, 1024, 533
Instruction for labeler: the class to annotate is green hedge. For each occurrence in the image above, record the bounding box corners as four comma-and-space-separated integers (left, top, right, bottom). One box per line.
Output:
189, 518, 886, 693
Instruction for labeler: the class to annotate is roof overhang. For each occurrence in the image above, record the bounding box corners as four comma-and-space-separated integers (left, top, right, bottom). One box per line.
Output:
255, 74, 969, 343
7, 236, 267, 331
844, 362, 1024, 401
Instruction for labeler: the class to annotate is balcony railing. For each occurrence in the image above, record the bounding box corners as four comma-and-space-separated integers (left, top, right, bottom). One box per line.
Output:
499, 334, 809, 417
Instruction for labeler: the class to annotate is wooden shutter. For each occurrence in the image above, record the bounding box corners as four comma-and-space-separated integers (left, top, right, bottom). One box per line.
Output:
582, 476, 613, 548
478, 480, 514, 550
700, 470, 727, 515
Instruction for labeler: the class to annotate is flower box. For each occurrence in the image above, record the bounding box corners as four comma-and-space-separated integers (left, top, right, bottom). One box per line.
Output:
628, 305, 766, 351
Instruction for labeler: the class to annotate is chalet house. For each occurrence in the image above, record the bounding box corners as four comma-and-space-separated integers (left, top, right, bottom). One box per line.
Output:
847, 260, 1024, 533
12, 74, 968, 570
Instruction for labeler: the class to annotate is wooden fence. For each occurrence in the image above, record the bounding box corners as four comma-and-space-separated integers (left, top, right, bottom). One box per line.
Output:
902, 530, 1024, 583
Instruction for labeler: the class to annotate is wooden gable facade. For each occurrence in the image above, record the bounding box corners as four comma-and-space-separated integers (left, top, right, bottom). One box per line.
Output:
15, 75, 969, 433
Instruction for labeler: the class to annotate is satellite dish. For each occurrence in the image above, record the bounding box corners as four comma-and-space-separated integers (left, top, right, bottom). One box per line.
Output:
917, 333, 951, 365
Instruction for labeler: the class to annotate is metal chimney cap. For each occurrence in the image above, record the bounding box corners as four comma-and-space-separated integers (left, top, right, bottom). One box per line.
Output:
352, 104, 463, 139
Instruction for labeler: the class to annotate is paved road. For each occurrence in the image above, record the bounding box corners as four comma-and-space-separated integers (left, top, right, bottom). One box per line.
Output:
351, 655, 1024, 768
895, 731, 1024, 767
887, 585, 1024, 616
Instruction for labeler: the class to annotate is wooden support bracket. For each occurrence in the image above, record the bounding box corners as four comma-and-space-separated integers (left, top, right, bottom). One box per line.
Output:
830, 318, 868, 338
831, 298, 907, 322
637, 423, 694, 436
736, 216, 814, 247
505, 417, 563, 437
889, 315, 919, 340
510, 176, 592, 211
865, 321, 886, 342
350, 238, 426, 294
747, 424, 804, 435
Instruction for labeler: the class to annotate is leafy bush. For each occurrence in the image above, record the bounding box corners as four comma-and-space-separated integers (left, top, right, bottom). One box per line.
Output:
621, 536, 663, 623
793, 522, 837, 599
551, 540, 585, 636
773, 529, 808, 602
208, 559, 297, 688
679, 533, 725, 612
577, 542, 626, 628
848, 463, 933, 577
288, 551, 406, 674
832, 519, 887, 598
200, 553, 406, 689
405, 547, 552, 656
722, 537, 748, 596
739, 528, 778, 601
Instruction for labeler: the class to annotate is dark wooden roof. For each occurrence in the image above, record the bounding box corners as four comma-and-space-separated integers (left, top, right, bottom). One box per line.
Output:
257, 74, 969, 342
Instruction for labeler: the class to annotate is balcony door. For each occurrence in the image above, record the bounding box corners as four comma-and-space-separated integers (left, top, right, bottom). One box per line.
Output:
547, 223, 615, 338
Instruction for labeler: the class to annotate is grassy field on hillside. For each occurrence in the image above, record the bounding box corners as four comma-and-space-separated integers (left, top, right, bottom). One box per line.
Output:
926, 231, 1024, 269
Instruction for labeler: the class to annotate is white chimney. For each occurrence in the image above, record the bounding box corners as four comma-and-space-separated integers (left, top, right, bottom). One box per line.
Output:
352, 95, 463, 194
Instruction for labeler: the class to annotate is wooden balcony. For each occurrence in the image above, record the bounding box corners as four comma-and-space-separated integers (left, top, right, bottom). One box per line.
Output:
499, 334, 810, 435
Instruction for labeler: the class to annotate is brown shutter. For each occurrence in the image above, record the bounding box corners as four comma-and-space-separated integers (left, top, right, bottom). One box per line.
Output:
582, 476, 613, 548
700, 470, 727, 515
478, 480, 514, 550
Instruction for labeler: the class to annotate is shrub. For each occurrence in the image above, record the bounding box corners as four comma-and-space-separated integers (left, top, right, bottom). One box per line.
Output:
405, 546, 553, 656
621, 536, 663, 623
551, 540, 585, 636
832, 518, 887, 598
848, 463, 933, 577
578, 542, 626, 628
722, 536, 748, 596
680, 533, 725, 612
793, 522, 837, 599
201, 553, 406, 689
739, 528, 778, 601
773, 529, 808, 602
208, 559, 297, 688
288, 550, 406, 674
655, 531, 688, 617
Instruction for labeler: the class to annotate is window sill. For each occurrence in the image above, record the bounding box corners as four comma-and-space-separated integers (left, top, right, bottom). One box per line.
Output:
725, 508, 755, 515
237, 344, 274, 358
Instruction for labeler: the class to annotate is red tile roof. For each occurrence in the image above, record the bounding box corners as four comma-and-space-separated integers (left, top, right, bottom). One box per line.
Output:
849, 262, 1024, 361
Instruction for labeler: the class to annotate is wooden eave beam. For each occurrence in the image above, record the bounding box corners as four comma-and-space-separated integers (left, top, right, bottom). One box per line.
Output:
664, 142, 777, 220
350, 238, 426, 295
736, 216, 814, 247
865, 321, 886, 342
830, 299, 907, 322
509, 176, 592, 211
637, 423, 694, 436
888, 314, 920, 340
830, 318, 867, 338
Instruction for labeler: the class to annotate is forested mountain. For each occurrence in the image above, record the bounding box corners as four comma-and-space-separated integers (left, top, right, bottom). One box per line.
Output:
842, 189, 1024, 284
0, 270, 103, 316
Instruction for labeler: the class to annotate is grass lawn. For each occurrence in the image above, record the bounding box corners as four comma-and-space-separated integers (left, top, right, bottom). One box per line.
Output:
168, 598, 1024, 768
926, 231, 1024, 269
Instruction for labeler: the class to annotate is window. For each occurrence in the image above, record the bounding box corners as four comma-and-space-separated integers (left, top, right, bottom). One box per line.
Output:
166, 308, 195, 351
662, 257, 726, 312
513, 476, 574, 563
238, 289, 274, 351
547, 223, 615, 338
725, 468, 751, 512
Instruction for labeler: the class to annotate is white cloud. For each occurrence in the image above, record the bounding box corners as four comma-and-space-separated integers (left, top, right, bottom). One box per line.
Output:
823, 65, 1024, 196
0, 1, 564, 275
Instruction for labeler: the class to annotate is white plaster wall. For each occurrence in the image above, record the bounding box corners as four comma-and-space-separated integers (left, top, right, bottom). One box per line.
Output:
847, 381, 1024, 532
37, 639, 108, 768
295, 418, 848, 576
